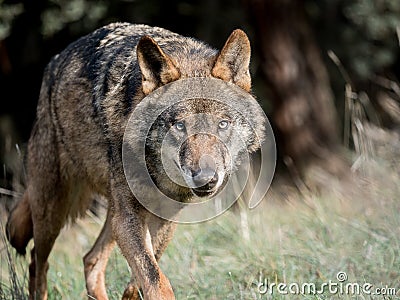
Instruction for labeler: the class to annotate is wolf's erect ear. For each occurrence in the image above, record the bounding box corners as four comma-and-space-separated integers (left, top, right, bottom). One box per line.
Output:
137, 36, 180, 95
211, 29, 251, 92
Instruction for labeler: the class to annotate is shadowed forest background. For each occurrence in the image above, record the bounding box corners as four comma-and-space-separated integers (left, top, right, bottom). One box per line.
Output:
1, 0, 400, 299
1, 0, 400, 182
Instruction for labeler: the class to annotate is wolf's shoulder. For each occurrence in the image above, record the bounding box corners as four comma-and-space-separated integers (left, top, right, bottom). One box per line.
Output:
65, 22, 212, 54
95, 23, 182, 48
51, 22, 215, 69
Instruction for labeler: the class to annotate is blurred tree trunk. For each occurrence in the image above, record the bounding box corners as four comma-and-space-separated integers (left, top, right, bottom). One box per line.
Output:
246, 0, 346, 175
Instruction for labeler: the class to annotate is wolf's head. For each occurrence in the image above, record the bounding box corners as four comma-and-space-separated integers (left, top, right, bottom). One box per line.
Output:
145, 98, 261, 199
137, 29, 261, 200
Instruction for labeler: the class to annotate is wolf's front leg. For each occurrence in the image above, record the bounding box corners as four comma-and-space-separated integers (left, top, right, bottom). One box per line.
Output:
111, 208, 175, 300
121, 215, 177, 300
84, 209, 116, 300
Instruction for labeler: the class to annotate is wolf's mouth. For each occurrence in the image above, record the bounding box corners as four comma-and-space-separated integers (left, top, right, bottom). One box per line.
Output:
191, 187, 215, 197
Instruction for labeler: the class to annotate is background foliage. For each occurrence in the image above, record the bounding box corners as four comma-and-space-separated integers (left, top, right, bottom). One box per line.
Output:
1, 0, 399, 142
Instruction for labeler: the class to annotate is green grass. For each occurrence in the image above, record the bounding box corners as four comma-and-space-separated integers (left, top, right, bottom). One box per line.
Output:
1, 157, 400, 299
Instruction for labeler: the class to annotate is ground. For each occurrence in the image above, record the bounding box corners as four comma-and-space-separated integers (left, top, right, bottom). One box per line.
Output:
0, 125, 399, 299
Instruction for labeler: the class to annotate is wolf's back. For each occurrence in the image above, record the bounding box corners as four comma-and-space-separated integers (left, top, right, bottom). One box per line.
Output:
45, 23, 216, 115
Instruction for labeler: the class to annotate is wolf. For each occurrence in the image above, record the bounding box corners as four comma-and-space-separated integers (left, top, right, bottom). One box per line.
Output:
6, 22, 265, 299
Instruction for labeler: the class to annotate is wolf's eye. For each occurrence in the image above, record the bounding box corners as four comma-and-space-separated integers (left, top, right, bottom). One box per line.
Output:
175, 121, 185, 131
218, 120, 229, 130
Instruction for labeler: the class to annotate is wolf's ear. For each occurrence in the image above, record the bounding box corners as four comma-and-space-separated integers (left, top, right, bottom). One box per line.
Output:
211, 29, 251, 92
137, 36, 180, 95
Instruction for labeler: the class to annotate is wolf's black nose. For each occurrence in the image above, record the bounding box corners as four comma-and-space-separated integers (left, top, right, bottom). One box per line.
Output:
192, 168, 218, 190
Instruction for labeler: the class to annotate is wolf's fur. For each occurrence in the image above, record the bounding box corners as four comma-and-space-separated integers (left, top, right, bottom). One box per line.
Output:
6, 23, 260, 300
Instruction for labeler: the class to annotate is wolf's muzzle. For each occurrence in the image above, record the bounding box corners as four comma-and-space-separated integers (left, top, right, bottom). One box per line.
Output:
192, 167, 218, 191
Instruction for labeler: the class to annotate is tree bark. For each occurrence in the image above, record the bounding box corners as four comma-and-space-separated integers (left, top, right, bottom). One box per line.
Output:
246, 0, 344, 174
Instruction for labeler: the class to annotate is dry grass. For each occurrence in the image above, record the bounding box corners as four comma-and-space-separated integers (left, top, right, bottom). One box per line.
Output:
1, 136, 399, 299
